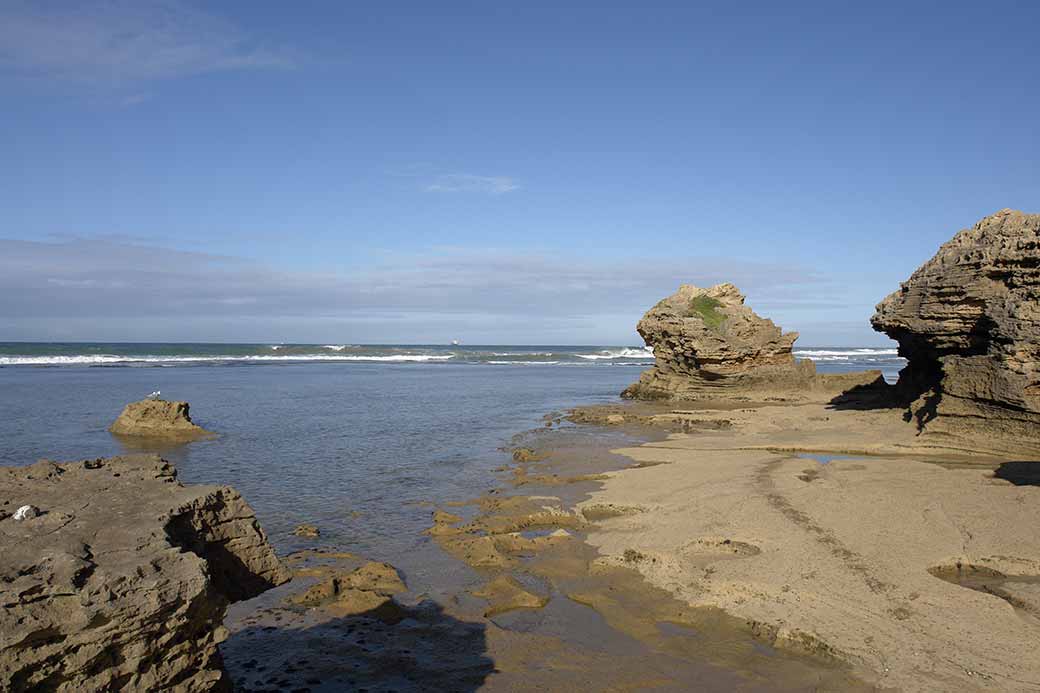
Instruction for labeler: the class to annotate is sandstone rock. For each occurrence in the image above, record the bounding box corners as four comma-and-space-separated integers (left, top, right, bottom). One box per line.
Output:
471, 575, 549, 617
289, 561, 405, 621
512, 447, 542, 462
433, 509, 463, 525
624, 283, 881, 401
342, 561, 407, 593
109, 398, 212, 440
425, 509, 464, 537
437, 534, 514, 569
293, 523, 320, 538
0, 455, 288, 692
872, 209, 1040, 454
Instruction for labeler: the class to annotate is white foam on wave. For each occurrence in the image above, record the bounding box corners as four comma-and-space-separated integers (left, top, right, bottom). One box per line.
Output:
576, 347, 654, 360
339, 353, 457, 364
0, 355, 132, 366
794, 348, 899, 357
487, 360, 561, 365
0, 354, 456, 366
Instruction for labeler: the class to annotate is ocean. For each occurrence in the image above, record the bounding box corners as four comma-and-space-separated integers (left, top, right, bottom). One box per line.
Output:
0, 342, 902, 373
0, 343, 904, 582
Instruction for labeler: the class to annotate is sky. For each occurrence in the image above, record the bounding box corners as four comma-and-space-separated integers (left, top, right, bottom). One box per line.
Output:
1, 1, 1037, 346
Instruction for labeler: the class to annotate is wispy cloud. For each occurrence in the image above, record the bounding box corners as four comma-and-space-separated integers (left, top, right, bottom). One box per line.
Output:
0, 236, 855, 343
387, 165, 520, 196
425, 173, 519, 195
119, 92, 152, 107
0, 0, 293, 86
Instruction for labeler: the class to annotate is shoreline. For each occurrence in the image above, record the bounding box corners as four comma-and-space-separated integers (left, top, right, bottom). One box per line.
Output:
9, 390, 1038, 690
572, 400, 1040, 692
219, 417, 875, 691
420, 419, 873, 690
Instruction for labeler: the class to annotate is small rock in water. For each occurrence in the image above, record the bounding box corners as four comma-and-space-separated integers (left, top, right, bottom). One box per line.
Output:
13, 504, 39, 521
293, 524, 320, 538
512, 447, 540, 462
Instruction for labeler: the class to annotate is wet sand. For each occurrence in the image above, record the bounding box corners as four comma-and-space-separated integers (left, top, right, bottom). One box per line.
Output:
573, 401, 1040, 692
222, 419, 873, 692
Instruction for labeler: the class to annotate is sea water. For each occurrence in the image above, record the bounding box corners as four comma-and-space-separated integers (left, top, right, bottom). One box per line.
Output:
0, 343, 904, 563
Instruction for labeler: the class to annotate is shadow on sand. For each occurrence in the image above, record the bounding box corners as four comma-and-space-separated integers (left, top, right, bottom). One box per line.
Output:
825, 373, 946, 432
993, 461, 1040, 487
826, 379, 904, 412
221, 599, 494, 692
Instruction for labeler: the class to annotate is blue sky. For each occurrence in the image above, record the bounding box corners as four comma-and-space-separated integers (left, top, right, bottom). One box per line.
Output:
2, 1, 1037, 345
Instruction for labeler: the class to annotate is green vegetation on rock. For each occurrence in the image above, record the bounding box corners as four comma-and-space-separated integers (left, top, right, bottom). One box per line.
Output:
686, 295, 725, 329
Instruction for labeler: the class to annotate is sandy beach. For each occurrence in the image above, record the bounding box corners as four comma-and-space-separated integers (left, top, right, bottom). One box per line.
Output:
570, 401, 1040, 691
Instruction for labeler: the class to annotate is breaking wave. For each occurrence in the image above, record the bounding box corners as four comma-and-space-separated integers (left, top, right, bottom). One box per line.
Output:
794, 348, 899, 357
0, 344, 902, 371
0, 354, 456, 366
575, 347, 655, 360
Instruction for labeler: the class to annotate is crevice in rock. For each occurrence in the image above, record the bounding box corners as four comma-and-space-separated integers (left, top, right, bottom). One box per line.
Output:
164, 493, 282, 604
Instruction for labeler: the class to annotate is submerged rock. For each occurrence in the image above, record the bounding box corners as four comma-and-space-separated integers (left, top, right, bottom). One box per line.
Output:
288, 561, 406, 621
512, 447, 543, 462
624, 283, 880, 401
471, 574, 549, 617
872, 209, 1040, 453
0, 455, 289, 691
293, 523, 321, 538
109, 398, 212, 440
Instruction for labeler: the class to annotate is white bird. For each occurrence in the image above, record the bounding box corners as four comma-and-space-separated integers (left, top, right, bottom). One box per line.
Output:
147, 390, 161, 400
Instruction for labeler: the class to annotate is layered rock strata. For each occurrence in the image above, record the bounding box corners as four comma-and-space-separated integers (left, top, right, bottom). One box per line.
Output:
872, 209, 1040, 453
623, 283, 879, 400
0, 455, 289, 692
109, 398, 212, 440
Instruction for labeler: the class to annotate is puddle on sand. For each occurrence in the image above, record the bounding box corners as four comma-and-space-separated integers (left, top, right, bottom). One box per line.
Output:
657, 621, 781, 659
796, 453, 860, 465
492, 594, 642, 654
929, 563, 1040, 622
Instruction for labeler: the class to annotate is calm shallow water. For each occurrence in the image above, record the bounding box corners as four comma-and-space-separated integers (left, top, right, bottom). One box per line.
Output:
0, 363, 641, 562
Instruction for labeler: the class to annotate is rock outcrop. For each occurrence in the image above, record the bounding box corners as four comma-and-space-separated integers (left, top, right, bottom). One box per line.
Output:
872, 209, 1040, 453
0, 455, 289, 692
288, 561, 406, 621
109, 398, 212, 440
623, 283, 880, 401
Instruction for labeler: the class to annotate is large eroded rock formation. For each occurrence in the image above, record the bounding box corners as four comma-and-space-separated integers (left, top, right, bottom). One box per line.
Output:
872, 209, 1040, 451
623, 283, 879, 400
0, 455, 289, 692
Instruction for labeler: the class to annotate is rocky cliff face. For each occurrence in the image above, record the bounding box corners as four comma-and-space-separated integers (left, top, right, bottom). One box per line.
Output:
0, 455, 289, 692
872, 209, 1040, 451
109, 399, 212, 439
624, 283, 879, 401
